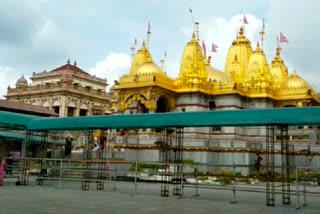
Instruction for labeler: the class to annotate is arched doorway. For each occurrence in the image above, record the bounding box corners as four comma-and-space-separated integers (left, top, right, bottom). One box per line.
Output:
156, 97, 168, 113
137, 101, 149, 114
209, 101, 216, 110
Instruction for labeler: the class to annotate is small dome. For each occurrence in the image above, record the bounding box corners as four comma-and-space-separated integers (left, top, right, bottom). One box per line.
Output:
206, 65, 232, 82
16, 75, 28, 87
280, 71, 310, 90
134, 62, 163, 75
130, 41, 153, 74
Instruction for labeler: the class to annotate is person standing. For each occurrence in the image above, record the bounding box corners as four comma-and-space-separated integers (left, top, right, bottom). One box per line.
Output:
5, 154, 13, 175
65, 137, 72, 158
0, 158, 5, 186
255, 153, 263, 172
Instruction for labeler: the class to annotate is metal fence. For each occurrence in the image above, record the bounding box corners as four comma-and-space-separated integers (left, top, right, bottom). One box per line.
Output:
2, 157, 320, 210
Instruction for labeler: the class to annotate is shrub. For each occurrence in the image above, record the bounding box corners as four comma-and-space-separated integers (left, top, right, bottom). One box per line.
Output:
220, 177, 232, 184
129, 163, 160, 171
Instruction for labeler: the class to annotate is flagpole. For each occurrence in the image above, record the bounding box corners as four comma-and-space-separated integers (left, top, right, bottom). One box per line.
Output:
189, 6, 196, 33
130, 46, 135, 63
259, 18, 265, 49
146, 21, 151, 49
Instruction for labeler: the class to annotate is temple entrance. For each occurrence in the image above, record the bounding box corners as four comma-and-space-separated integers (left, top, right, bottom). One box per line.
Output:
209, 101, 217, 110
156, 97, 168, 113
137, 101, 148, 114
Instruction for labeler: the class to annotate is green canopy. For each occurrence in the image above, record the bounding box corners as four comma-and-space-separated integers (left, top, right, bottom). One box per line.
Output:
0, 130, 64, 145
26, 107, 320, 131
0, 111, 39, 129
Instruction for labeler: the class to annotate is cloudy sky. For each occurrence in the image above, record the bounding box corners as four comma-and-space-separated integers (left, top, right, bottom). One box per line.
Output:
0, 0, 319, 97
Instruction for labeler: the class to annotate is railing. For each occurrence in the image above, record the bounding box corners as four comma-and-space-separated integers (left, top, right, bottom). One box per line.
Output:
4, 157, 320, 209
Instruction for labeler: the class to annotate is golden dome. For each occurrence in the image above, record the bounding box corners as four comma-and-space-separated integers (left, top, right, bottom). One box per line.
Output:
205, 64, 232, 83
245, 43, 271, 83
134, 62, 163, 75
130, 41, 153, 74
270, 47, 288, 87
280, 71, 310, 90
178, 33, 207, 80
224, 27, 253, 82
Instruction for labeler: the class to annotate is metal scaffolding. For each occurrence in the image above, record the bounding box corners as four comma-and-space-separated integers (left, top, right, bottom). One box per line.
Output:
159, 128, 172, 197
82, 129, 94, 191
96, 129, 108, 190
266, 125, 275, 206
280, 125, 291, 204
18, 130, 32, 185
173, 127, 184, 196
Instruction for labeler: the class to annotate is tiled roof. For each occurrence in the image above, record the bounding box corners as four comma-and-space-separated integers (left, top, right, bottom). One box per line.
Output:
0, 100, 58, 117
51, 63, 90, 76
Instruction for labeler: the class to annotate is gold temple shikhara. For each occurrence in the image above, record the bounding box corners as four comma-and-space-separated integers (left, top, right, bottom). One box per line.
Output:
111, 26, 319, 114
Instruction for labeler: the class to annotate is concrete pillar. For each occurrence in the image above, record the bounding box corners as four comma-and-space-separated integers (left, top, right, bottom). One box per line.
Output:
60, 96, 67, 117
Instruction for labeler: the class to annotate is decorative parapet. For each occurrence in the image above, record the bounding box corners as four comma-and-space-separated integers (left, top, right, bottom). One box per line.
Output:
7, 83, 111, 100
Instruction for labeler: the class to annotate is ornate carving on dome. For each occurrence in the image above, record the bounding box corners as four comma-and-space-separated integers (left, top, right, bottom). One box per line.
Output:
244, 43, 272, 85
270, 47, 288, 87
225, 27, 253, 83
177, 33, 207, 89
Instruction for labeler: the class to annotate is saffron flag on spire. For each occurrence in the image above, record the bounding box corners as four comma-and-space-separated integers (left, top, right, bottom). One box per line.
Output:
148, 21, 151, 32
211, 43, 218, 52
280, 32, 289, 43
202, 40, 207, 57
243, 14, 249, 24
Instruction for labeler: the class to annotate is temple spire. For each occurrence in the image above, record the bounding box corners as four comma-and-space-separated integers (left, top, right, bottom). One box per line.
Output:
195, 22, 200, 41
259, 18, 265, 49
130, 46, 135, 63
146, 21, 151, 49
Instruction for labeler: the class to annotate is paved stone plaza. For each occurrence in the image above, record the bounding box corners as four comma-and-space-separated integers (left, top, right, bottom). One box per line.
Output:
1, 178, 320, 214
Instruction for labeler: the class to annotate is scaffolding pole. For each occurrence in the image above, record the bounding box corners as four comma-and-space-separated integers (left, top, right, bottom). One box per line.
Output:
82, 129, 94, 190
18, 130, 32, 186
97, 129, 108, 190
160, 128, 171, 197
266, 125, 275, 206
280, 125, 291, 204
173, 127, 184, 197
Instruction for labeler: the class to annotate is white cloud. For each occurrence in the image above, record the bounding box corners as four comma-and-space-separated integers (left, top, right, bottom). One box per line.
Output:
188, 14, 263, 71
89, 53, 131, 91
0, 65, 17, 99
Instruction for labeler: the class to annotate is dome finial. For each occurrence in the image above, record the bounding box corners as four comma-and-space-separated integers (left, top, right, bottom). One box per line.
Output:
195, 22, 200, 41
207, 56, 212, 64
291, 69, 300, 78
239, 26, 244, 35
276, 46, 281, 56
259, 18, 265, 49
74, 60, 77, 66
67, 58, 70, 64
